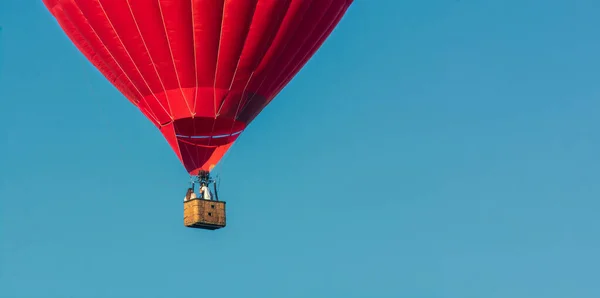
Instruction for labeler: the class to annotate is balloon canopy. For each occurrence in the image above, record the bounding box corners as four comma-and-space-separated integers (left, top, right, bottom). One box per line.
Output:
43, 0, 353, 174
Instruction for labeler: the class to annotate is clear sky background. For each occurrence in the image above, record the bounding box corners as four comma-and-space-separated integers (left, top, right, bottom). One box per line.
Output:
2, 0, 600, 297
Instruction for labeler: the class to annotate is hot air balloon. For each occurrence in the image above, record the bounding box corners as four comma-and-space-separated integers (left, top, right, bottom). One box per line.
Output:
42, 0, 353, 230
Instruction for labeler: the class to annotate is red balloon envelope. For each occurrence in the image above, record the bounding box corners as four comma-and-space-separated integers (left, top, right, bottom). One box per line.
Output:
42, 0, 353, 174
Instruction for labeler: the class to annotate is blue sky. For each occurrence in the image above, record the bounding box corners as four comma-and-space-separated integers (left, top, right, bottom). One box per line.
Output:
2, 0, 600, 297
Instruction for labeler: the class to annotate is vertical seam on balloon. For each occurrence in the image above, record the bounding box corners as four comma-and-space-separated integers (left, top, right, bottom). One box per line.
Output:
189, 0, 201, 172
124, 0, 175, 120
227, 72, 252, 126
238, 0, 314, 117
59, 2, 136, 103
212, 1, 226, 118
200, 116, 219, 171
154, 0, 187, 170
60, 9, 138, 109
56, 5, 135, 105
216, 1, 259, 116
95, 0, 172, 122
181, 138, 201, 173
64, 0, 163, 126
223, 0, 291, 134
280, 3, 350, 90
228, 0, 291, 123
273, 5, 347, 98
190, 0, 199, 116
157, 0, 194, 117
199, 0, 227, 171
261, 0, 335, 99
178, 135, 200, 172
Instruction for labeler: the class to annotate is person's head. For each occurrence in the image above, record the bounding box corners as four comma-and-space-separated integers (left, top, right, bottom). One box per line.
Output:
186, 188, 193, 196
201, 182, 206, 187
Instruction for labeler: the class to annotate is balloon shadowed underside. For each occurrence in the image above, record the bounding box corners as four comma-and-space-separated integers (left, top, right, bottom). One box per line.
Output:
43, 0, 353, 174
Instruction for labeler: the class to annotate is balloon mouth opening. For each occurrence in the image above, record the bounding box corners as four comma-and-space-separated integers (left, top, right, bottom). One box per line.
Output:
175, 130, 242, 139
167, 116, 245, 175
172, 117, 246, 147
